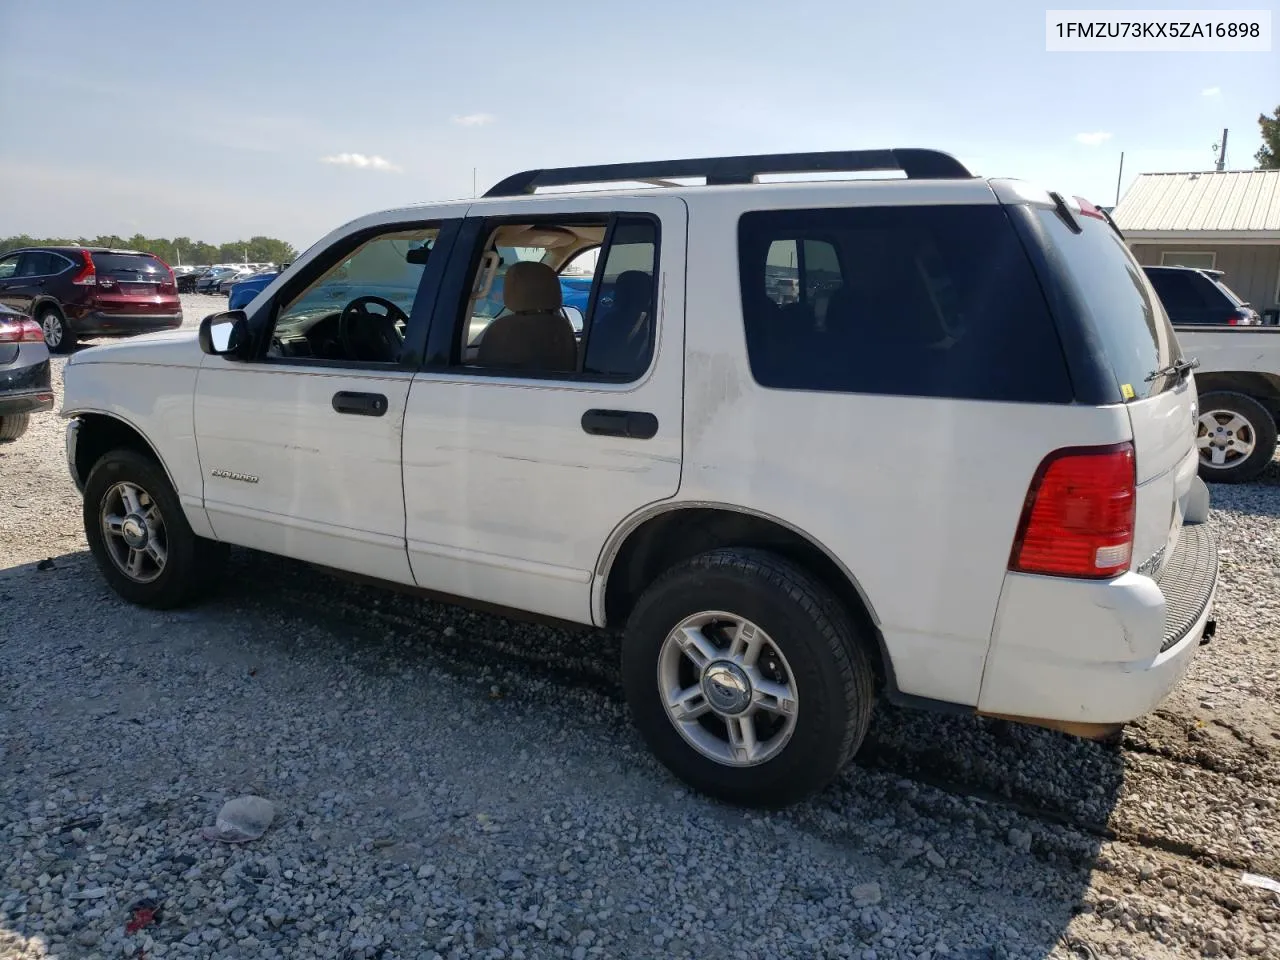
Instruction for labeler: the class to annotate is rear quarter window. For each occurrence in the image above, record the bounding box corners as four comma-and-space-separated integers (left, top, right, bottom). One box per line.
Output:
1032, 210, 1181, 399
737, 204, 1074, 403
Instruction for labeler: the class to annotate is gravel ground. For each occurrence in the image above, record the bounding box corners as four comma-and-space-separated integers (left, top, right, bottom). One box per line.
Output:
2, 293, 1279, 960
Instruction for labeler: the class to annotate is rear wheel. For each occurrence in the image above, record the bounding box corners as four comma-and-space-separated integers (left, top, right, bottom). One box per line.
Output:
38, 306, 74, 354
83, 449, 228, 608
0, 414, 31, 442
1196, 391, 1278, 484
622, 548, 875, 808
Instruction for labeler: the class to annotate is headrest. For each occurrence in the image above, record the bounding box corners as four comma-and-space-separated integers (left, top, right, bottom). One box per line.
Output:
503, 261, 562, 313
612, 270, 653, 308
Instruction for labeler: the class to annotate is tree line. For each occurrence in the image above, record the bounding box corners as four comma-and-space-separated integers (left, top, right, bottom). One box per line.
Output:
0, 234, 298, 267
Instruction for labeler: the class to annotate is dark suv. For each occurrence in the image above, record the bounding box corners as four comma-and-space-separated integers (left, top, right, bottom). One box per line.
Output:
0, 247, 183, 352
1142, 265, 1261, 327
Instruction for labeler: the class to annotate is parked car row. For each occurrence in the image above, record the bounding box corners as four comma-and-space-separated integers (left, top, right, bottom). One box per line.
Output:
173, 263, 278, 294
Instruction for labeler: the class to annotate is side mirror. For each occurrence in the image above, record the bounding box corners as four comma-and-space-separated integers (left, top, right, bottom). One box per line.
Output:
199, 311, 251, 359
562, 305, 584, 333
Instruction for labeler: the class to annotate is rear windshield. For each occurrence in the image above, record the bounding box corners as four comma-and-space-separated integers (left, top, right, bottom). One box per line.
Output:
1033, 209, 1181, 399
94, 253, 168, 280
737, 204, 1073, 403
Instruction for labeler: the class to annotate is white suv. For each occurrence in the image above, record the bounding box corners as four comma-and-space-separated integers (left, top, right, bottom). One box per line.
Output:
62, 149, 1219, 807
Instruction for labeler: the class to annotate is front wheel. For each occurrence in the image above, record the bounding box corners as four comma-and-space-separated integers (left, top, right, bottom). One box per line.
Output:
622, 548, 876, 808
1196, 391, 1278, 484
83, 449, 229, 608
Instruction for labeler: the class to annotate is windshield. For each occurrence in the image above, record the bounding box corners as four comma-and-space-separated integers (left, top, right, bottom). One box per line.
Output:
1034, 209, 1182, 399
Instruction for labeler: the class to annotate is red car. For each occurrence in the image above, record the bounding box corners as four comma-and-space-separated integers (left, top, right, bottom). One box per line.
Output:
0, 246, 183, 352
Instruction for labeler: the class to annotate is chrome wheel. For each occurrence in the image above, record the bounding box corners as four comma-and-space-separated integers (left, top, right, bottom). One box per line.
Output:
1197, 409, 1256, 469
41, 313, 63, 349
100, 481, 167, 583
657, 611, 799, 767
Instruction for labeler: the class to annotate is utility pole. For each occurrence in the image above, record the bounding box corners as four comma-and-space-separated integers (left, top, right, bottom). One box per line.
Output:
1115, 151, 1125, 207
473, 167, 477, 198
1215, 128, 1228, 171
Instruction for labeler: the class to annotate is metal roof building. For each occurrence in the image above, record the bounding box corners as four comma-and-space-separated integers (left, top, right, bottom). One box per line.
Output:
1114, 169, 1280, 316
1113, 169, 1280, 241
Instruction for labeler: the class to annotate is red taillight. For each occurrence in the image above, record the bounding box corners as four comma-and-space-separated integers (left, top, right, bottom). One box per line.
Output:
0, 316, 44, 343
150, 255, 176, 292
1225, 316, 1239, 325
71, 250, 96, 286
1009, 442, 1136, 579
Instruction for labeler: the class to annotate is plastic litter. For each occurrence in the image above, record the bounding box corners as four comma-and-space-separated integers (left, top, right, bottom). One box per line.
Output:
201, 795, 275, 843
1241, 871, 1280, 895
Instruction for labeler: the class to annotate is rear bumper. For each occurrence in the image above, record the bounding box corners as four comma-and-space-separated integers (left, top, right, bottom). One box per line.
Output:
0, 355, 53, 415
978, 521, 1218, 727
71, 311, 183, 337
0, 389, 55, 416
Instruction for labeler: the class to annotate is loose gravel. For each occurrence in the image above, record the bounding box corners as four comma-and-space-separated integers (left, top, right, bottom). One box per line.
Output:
2, 294, 1279, 959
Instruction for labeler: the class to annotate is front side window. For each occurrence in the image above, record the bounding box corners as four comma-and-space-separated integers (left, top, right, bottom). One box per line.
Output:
457, 216, 658, 381
739, 205, 1073, 403
269, 226, 438, 365
0, 254, 20, 280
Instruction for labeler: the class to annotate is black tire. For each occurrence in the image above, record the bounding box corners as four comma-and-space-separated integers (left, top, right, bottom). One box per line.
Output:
38, 305, 74, 354
1197, 391, 1278, 484
622, 547, 875, 808
0, 413, 31, 442
83, 448, 229, 608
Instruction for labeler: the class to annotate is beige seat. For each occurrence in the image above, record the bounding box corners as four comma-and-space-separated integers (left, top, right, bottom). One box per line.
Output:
476, 260, 578, 372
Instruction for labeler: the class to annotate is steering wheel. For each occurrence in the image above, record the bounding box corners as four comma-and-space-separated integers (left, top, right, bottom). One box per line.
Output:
338, 296, 407, 363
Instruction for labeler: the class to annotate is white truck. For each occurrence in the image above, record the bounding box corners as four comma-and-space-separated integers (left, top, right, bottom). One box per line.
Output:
1181, 326, 1280, 483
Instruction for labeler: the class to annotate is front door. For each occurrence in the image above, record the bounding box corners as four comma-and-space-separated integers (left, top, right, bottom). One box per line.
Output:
194, 218, 454, 585
402, 196, 687, 624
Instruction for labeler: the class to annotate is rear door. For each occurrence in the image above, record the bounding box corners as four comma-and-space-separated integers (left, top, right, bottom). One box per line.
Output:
1035, 208, 1196, 575
401, 195, 686, 624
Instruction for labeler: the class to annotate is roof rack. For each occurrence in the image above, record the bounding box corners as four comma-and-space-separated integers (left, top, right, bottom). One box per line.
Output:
484, 148, 972, 197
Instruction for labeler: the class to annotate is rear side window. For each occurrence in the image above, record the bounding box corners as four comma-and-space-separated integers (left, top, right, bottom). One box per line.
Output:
1033, 210, 1180, 399
738, 205, 1073, 403
18, 252, 69, 276
1146, 270, 1212, 312
93, 253, 168, 279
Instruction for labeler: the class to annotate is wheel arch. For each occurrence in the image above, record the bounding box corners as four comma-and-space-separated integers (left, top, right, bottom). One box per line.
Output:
596, 502, 890, 686
30, 296, 65, 319
1195, 372, 1280, 417
68, 410, 181, 497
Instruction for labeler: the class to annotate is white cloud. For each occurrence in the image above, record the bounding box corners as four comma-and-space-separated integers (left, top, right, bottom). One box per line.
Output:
319, 153, 402, 172
1074, 131, 1113, 147
452, 113, 496, 127
1201, 86, 1221, 97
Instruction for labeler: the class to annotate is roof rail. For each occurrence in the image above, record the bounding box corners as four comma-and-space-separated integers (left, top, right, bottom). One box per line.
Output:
483, 148, 972, 197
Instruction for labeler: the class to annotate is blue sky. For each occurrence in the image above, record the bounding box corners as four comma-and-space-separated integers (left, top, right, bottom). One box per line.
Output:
1, 0, 1274, 250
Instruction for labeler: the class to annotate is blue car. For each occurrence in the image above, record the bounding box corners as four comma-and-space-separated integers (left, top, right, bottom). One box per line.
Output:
227, 270, 281, 311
